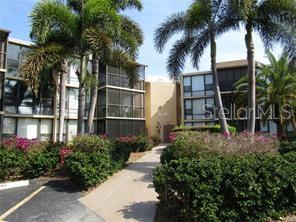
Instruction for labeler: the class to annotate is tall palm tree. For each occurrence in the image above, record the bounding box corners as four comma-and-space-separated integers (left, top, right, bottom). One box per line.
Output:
23, 0, 143, 139
231, 0, 296, 134
22, 44, 74, 142
154, 0, 239, 134
84, 2, 144, 134
234, 52, 296, 139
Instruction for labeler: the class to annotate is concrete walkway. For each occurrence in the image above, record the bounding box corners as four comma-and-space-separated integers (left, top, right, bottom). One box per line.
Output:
79, 146, 164, 222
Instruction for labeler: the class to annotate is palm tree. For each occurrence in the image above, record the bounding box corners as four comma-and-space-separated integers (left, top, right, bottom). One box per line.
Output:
22, 44, 73, 142
154, 0, 239, 135
23, 0, 143, 139
231, 0, 296, 134
234, 52, 296, 139
85, 3, 144, 134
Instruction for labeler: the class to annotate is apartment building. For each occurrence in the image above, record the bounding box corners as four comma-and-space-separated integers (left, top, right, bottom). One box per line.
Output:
0, 28, 146, 141
180, 60, 294, 135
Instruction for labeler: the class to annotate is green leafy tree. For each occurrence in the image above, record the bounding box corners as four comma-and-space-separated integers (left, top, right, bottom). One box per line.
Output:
234, 52, 296, 139
154, 0, 239, 135
231, 0, 296, 134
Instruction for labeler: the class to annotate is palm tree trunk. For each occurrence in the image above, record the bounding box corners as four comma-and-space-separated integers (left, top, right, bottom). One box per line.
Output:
58, 60, 67, 142
86, 55, 99, 134
77, 56, 86, 135
245, 21, 256, 134
52, 70, 59, 142
210, 30, 229, 135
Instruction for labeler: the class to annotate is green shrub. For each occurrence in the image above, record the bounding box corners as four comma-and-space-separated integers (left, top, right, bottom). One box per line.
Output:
24, 143, 60, 178
136, 135, 153, 152
279, 141, 296, 154
154, 152, 296, 222
172, 124, 237, 134
0, 148, 27, 181
0, 141, 62, 181
150, 135, 161, 147
161, 131, 278, 164
64, 150, 116, 188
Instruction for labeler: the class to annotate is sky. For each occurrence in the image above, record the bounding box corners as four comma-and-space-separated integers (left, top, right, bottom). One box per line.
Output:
0, 0, 283, 81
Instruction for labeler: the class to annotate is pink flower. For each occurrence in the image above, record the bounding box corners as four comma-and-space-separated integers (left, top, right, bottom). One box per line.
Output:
223, 132, 230, 138
169, 133, 177, 142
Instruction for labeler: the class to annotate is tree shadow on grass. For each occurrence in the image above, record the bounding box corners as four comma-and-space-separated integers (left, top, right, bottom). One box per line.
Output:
117, 201, 158, 222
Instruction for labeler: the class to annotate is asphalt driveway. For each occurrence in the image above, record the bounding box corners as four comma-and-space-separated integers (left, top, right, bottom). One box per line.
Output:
0, 179, 104, 222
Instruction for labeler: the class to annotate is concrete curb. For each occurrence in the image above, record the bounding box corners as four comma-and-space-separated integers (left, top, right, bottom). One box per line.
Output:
0, 180, 29, 191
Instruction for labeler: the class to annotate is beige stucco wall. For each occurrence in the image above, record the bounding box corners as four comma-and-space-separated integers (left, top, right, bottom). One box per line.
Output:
145, 82, 180, 141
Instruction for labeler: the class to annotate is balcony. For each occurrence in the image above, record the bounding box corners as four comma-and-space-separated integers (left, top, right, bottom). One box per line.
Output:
107, 104, 144, 118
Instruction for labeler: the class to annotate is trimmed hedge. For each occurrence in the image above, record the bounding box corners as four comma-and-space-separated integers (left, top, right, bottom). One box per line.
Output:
154, 153, 296, 222
65, 150, 116, 188
172, 124, 237, 134
279, 141, 296, 154
24, 143, 61, 178
0, 141, 62, 181
0, 148, 27, 181
161, 131, 278, 164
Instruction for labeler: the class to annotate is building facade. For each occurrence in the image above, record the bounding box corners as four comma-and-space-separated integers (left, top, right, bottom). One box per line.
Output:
0, 29, 146, 141
180, 60, 294, 135
145, 81, 181, 143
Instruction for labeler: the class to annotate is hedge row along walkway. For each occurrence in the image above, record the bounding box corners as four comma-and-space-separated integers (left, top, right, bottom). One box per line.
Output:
80, 146, 164, 222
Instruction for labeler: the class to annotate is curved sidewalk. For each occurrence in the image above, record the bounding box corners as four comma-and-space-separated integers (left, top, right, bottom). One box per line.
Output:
79, 146, 164, 222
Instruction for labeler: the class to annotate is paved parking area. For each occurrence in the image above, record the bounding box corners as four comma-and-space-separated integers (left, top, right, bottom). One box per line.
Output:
0, 179, 103, 222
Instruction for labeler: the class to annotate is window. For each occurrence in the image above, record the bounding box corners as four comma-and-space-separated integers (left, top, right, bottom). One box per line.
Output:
67, 120, 77, 141
3, 117, 16, 135
68, 63, 79, 85
67, 88, 78, 117
7, 44, 20, 77
17, 118, 38, 139
18, 88, 34, 114
108, 89, 120, 105
6, 44, 30, 77
40, 119, 52, 141
107, 89, 144, 118
192, 76, 204, 91
4, 80, 18, 113
99, 63, 107, 86
192, 99, 205, 119
0, 34, 7, 69
121, 91, 133, 117
183, 77, 191, 96
107, 119, 121, 138
191, 76, 204, 96
269, 121, 277, 134
121, 120, 133, 136
184, 99, 192, 120
97, 90, 106, 117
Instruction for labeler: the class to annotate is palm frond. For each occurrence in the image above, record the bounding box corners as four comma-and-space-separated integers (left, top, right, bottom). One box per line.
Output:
154, 12, 186, 53
191, 30, 210, 70
30, 0, 77, 43
166, 35, 195, 81
113, 0, 142, 11
21, 43, 67, 92
84, 0, 121, 32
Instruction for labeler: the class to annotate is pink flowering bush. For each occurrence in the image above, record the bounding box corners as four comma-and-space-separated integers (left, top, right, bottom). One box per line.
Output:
161, 131, 279, 163
169, 132, 177, 142
115, 135, 152, 152
2, 136, 38, 152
